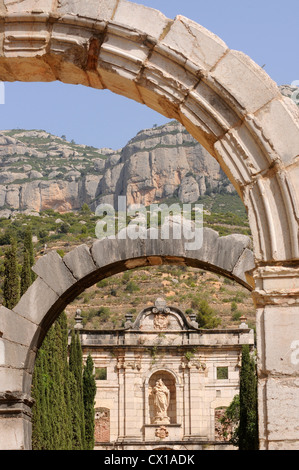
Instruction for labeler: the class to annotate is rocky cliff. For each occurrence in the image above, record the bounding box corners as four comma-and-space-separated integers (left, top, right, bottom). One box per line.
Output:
0, 122, 233, 216
0, 85, 296, 216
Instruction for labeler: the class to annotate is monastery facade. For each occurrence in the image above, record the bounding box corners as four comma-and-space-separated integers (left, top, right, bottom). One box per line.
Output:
74, 298, 254, 450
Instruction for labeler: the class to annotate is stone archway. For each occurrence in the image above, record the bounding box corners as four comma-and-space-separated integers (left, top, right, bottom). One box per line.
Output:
0, 227, 253, 449
0, 0, 298, 450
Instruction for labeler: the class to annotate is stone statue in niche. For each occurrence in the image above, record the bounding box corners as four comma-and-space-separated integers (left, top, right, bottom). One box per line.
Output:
150, 378, 170, 424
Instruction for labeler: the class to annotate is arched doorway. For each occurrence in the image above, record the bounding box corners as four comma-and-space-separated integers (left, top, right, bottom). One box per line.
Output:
0, 1, 298, 450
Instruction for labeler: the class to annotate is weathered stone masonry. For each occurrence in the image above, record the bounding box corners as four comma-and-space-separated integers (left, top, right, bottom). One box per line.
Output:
75, 298, 255, 450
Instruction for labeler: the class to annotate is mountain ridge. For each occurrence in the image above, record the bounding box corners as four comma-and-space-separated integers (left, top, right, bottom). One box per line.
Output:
0, 121, 233, 216
0, 84, 296, 217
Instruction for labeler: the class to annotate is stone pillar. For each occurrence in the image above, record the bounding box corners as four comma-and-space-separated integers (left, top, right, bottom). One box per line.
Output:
181, 361, 190, 436
116, 359, 125, 440
117, 355, 142, 442
0, 392, 34, 450
0, 306, 38, 450
124, 366, 137, 439
189, 359, 208, 439
253, 266, 299, 450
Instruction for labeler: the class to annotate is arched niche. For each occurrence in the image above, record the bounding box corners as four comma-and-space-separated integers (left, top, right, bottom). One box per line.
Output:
147, 370, 178, 425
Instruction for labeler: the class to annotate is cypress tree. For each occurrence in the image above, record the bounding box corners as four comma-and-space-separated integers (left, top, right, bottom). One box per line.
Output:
32, 312, 73, 450
83, 354, 96, 450
49, 314, 73, 449
68, 370, 84, 450
24, 224, 36, 282
3, 235, 20, 309
69, 330, 85, 449
59, 312, 73, 449
239, 345, 259, 450
32, 347, 48, 450
32, 327, 53, 449
20, 249, 32, 296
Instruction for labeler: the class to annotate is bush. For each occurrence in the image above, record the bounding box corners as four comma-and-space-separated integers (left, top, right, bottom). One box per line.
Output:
122, 271, 131, 284
193, 299, 221, 329
58, 222, 69, 234
97, 279, 109, 288
110, 288, 117, 297
95, 306, 111, 321
38, 229, 49, 239
125, 280, 140, 293
81, 203, 91, 214
185, 308, 193, 316
232, 311, 242, 321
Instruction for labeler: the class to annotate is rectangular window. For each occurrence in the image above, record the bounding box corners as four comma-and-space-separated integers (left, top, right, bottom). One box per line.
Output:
95, 367, 107, 380
217, 366, 228, 380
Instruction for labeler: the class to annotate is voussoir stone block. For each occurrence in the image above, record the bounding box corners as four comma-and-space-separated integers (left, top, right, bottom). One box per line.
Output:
12, 277, 59, 325
216, 234, 252, 273
3, 0, 54, 14
243, 177, 294, 262
113, 0, 169, 39
254, 97, 299, 166
0, 306, 38, 347
32, 250, 77, 296
91, 236, 123, 268
232, 248, 255, 287
0, 337, 28, 370
161, 15, 228, 71
57, 0, 118, 21
63, 244, 97, 280
211, 50, 280, 114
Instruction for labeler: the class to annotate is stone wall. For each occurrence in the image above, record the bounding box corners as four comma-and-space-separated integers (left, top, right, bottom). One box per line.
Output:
79, 301, 254, 449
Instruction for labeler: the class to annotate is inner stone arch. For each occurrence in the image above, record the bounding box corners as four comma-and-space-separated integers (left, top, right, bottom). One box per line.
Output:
20, 226, 254, 365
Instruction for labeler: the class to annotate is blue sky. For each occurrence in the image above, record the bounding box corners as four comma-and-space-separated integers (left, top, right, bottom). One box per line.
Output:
0, 0, 298, 150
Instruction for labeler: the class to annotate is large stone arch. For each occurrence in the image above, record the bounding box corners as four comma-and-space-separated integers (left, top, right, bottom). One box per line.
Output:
0, 0, 298, 450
